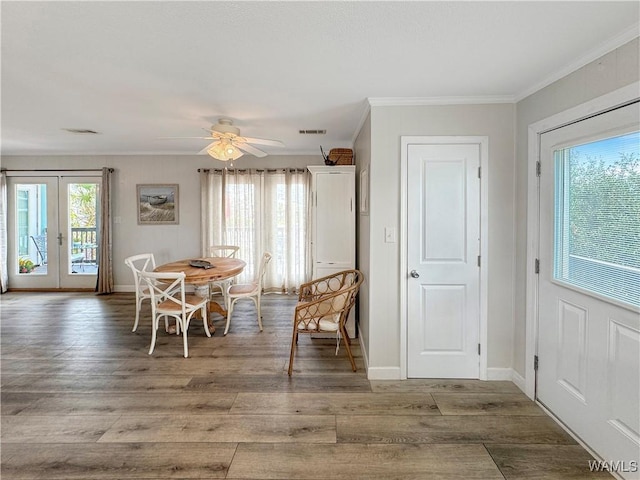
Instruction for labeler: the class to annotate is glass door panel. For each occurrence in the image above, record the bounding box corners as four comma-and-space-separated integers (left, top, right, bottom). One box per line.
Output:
8, 177, 59, 288
59, 177, 101, 288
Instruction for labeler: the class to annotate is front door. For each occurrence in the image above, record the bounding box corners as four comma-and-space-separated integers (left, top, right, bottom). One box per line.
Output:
407, 142, 481, 378
7, 175, 101, 289
537, 102, 639, 476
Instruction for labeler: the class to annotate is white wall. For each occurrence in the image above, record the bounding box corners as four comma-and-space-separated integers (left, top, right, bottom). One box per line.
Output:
512, 37, 640, 376
360, 103, 515, 374
354, 112, 372, 365
2, 154, 323, 290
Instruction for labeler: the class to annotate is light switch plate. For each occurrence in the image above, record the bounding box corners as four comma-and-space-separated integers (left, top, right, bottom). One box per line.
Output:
385, 227, 396, 243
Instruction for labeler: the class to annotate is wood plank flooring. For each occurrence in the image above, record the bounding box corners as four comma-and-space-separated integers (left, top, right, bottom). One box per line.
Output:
1, 292, 611, 479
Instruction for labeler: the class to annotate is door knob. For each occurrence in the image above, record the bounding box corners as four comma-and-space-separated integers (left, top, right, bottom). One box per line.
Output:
410, 270, 420, 278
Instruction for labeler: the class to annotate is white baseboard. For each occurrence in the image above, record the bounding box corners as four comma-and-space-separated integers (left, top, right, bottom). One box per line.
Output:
367, 367, 402, 380
486, 367, 528, 395
358, 334, 369, 375
511, 370, 527, 394
486, 367, 513, 380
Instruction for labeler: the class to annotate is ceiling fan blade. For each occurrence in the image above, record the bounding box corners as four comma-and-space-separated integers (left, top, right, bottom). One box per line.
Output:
160, 136, 214, 139
197, 141, 220, 155
241, 136, 284, 147
235, 142, 267, 157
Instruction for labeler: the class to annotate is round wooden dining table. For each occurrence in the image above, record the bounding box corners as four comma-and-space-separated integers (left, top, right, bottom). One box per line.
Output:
154, 257, 246, 333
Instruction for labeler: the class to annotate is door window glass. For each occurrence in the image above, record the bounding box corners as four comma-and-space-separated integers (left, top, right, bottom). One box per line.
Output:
553, 131, 640, 307
16, 183, 47, 275
68, 182, 98, 274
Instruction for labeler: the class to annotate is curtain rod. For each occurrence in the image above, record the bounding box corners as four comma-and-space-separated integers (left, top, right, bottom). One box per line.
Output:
197, 168, 307, 173
1, 168, 114, 173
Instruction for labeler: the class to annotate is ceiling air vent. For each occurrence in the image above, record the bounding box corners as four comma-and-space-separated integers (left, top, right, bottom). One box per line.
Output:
299, 129, 326, 135
62, 128, 100, 134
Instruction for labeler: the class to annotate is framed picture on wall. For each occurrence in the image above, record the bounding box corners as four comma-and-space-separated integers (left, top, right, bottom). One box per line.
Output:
137, 184, 179, 225
360, 168, 369, 215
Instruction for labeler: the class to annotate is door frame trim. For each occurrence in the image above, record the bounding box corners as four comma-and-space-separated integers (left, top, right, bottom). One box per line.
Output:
6, 172, 102, 289
524, 81, 640, 399
400, 135, 489, 380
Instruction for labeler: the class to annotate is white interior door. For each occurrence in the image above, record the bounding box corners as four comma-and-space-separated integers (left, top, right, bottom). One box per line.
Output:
407, 143, 481, 378
538, 102, 639, 476
7, 175, 101, 289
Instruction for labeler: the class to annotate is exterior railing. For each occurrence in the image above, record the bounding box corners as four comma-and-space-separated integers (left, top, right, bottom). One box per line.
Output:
71, 227, 98, 263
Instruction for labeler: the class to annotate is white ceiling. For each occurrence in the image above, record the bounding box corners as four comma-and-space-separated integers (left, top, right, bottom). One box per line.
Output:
2, 1, 638, 158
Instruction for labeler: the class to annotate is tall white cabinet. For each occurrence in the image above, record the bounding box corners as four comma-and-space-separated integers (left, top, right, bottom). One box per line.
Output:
308, 165, 356, 337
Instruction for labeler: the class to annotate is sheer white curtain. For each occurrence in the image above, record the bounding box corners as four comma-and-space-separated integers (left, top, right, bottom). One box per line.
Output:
200, 168, 310, 292
0, 172, 8, 293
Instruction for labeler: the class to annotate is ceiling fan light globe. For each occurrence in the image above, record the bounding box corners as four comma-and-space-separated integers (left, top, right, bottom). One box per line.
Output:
207, 142, 243, 161
226, 144, 243, 160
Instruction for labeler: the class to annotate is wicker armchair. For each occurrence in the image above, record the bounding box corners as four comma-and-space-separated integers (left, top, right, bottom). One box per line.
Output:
288, 269, 363, 375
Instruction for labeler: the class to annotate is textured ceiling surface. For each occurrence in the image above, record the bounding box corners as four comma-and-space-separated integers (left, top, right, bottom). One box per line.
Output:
2, 1, 638, 157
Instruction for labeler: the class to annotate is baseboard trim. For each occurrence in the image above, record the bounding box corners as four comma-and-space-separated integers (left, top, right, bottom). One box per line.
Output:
511, 370, 527, 394
486, 367, 513, 380
365, 365, 527, 384
358, 334, 369, 375
486, 367, 528, 395
367, 367, 402, 380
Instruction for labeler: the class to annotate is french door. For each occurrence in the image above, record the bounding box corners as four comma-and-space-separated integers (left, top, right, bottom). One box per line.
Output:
7, 175, 101, 289
537, 102, 639, 476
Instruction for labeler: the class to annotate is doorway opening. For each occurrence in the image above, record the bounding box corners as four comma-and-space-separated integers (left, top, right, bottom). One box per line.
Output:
8, 174, 101, 289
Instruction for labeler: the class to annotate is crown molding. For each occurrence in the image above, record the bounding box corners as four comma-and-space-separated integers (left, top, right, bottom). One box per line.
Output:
514, 24, 640, 102
367, 95, 515, 106
351, 100, 372, 145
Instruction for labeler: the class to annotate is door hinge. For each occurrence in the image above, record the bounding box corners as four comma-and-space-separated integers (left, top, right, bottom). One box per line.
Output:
536, 161, 541, 177
477, 255, 481, 267
534, 355, 539, 371
478, 166, 481, 179
535, 258, 540, 274
478, 343, 481, 355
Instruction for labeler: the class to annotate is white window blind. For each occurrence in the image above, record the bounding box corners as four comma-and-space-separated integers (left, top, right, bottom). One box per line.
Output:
553, 131, 640, 308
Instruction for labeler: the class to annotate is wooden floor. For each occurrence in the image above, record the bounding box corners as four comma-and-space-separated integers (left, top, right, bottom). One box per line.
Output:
1, 292, 610, 479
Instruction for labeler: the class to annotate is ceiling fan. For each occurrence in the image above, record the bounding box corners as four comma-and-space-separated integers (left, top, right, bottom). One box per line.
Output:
172, 118, 284, 161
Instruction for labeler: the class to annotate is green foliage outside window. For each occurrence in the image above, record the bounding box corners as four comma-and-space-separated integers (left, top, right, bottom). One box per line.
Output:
568, 151, 640, 269
69, 184, 97, 228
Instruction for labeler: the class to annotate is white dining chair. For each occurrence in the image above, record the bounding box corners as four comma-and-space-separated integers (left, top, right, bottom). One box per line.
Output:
224, 252, 271, 335
207, 245, 240, 305
124, 253, 162, 332
139, 270, 210, 358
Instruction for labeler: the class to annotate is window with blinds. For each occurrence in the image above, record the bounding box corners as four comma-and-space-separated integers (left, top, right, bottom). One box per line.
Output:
553, 131, 640, 308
